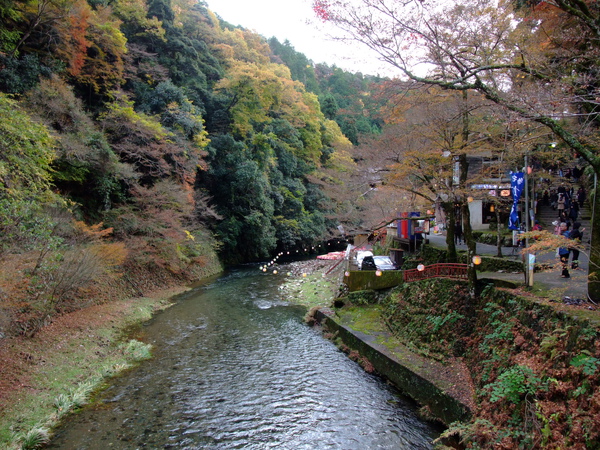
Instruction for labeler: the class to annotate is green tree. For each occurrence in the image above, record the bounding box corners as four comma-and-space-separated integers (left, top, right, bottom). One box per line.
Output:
0, 0, 23, 54
203, 134, 276, 262
25, 76, 124, 214
0, 93, 55, 199
0, 92, 62, 265
268, 37, 320, 94
320, 93, 339, 120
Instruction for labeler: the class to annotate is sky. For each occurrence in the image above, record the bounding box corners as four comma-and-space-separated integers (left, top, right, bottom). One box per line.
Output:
204, 0, 393, 76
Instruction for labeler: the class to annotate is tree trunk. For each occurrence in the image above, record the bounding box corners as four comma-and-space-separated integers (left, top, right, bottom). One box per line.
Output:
496, 206, 503, 257
461, 202, 478, 297
458, 150, 478, 299
445, 202, 457, 262
588, 175, 600, 302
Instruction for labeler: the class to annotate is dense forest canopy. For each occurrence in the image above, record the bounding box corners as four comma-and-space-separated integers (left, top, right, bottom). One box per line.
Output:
0, 0, 390, 264
4, 2, 600, 449
0, 0, 399, 336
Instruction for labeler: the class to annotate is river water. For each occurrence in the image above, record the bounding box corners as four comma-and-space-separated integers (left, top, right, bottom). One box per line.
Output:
49, 265, 440, 449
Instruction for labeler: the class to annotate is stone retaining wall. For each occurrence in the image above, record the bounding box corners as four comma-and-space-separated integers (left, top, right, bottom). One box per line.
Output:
314, 308, 472, 425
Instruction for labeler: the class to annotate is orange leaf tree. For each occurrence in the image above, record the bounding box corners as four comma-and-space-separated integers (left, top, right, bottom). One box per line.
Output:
314, 0, 600, 300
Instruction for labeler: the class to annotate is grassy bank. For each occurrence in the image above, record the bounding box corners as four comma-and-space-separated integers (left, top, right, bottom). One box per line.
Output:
0, 286, 193, 449
278, 259, 342, 309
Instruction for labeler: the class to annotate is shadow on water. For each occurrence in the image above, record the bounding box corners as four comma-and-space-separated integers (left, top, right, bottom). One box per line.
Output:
49, 265, 441, 449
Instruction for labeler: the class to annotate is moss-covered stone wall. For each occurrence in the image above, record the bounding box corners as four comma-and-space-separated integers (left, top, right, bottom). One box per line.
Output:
314, 309, 471, 425
343, 270, 403, 292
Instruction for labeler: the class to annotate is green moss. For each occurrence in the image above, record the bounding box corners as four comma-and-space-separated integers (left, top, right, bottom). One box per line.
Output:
344, 270, 404, 292
281, 272, 339, 308
335, 305, 386, 334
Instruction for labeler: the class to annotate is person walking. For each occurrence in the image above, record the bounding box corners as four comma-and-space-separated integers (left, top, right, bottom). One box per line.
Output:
569, 201, 579, 222
557, 193, 566, 218
577, 187, 586, 208
455, 220, 463, 245
550, 189, 558, 210
569, 222, 584, 269
557, 222, 571, 278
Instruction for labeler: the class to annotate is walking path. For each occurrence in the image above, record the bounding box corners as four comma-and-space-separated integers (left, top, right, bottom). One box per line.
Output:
427, 230, 591, 302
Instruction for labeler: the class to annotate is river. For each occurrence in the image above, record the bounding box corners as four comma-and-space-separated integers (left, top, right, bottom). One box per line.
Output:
49, 265, 440, 449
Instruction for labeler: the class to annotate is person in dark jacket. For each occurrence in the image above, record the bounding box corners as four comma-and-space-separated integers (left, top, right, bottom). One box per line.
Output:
454, 220, 463, 245
569, 201, 579, 221
569, 222, 584, 269
577, 187, 586, 208
558, 222, 571, 278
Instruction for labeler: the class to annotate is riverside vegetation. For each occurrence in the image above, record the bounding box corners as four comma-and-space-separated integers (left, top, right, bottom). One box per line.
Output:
2, 0, 600, 448
326, 277, 600, 449
0, 1, 382, 445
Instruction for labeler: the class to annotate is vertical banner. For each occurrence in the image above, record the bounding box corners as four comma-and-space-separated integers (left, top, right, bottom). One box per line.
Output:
508, 171, 525, 230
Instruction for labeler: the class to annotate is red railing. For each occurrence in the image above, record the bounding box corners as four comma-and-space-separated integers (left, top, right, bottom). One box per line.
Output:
403, 263, 468, 282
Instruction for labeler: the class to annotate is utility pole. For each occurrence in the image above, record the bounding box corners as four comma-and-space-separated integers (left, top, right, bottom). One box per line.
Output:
524, 154, 534, 286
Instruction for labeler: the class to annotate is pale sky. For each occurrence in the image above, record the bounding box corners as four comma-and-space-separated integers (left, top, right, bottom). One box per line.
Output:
204, 0, 391, 76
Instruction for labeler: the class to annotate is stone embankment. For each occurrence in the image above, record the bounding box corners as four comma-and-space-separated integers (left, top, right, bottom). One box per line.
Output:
313, 307, 474, 425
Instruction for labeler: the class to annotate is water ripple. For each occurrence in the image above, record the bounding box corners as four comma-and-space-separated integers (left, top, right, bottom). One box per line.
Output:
48, 266, 439, 449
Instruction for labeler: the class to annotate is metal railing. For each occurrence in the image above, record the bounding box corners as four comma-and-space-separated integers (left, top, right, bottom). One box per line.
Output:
403, 263, 468, 283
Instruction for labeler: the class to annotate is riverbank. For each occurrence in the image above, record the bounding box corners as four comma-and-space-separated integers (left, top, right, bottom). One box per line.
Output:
304, 267, 600, 448
0, 262, 223, 449
313, 306, 474, 425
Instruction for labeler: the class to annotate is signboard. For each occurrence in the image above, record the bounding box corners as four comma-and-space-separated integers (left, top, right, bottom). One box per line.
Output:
508, 171, 525, 230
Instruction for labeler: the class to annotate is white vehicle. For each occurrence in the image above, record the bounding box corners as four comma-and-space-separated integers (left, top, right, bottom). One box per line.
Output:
359, 254, 398, 271
355, 250, 373, 267
372, 256, 397, 270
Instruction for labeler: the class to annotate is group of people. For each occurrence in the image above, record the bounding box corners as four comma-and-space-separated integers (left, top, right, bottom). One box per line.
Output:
545, 185, 586, 223
530, 182, 587, 279
451, 180, 587, 279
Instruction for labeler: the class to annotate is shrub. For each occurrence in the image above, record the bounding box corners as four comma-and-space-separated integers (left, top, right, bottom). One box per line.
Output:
14, 426, 50, 450
485, 365, 543, 404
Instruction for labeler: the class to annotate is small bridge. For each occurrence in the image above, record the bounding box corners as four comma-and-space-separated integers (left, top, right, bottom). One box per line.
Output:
403, 263, 468, 283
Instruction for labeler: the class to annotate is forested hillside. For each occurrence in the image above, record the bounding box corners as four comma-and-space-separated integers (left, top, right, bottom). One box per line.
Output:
0, 0, 385, 336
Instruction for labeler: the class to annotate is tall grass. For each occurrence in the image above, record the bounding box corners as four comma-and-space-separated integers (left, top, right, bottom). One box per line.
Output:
8, 339, 153, 449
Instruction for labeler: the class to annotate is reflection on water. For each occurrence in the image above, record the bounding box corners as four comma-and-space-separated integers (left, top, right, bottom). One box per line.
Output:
49, 266, 439, 449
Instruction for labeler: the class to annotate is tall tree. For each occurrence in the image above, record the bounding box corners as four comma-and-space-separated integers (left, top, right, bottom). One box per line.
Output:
315, 0, 600, 300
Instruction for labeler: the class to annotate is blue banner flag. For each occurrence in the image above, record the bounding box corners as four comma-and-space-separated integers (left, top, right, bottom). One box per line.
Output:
508, 171, 525, 230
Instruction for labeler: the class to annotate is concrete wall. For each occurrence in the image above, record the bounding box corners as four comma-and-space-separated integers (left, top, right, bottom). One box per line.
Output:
314, 309, 472, 425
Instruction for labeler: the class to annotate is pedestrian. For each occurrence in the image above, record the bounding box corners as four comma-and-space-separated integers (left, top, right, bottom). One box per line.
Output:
557, 193, 566, 218
550, 189, 558, 210
557, 222, 571, 278
553, 220, 561, 235
455, 220, 463, 245
569, 201, 579, 221
543, 190, 549, 206
565, 168, 572, 180
577, 187, 586, 208
569, 222, 584, 269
